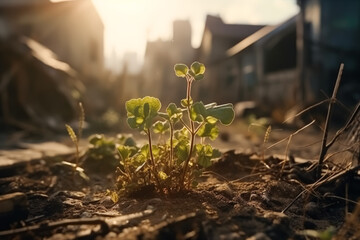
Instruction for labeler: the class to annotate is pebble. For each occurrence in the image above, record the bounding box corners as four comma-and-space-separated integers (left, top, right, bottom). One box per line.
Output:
80, 211, 93, 218
263, 211, 289, 225
214, 183, 234, 199
63, 198, 83, 208
101, 196, 116, 208
246, 232, 271, 240
63, 191, 85, 199
304, 202, 322, 219
105, 232, 119, 239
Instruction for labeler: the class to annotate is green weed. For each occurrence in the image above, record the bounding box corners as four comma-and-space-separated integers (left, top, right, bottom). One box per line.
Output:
116, 62, 235, 195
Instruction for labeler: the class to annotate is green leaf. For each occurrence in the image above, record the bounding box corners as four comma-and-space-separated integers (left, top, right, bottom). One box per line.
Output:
197, 123, 219, 140
166, 103, 183, 122
206, 103, 235, 125
89, 134, 103, 145
125, 96, 161, 130
124, 137, 136, 147
190, 61, 205, 75
127, 118, 139, 129
190, 102, 207, 122
151, 145, 160, 158
195, 144, 213, 168
174, 127, 190, 141
117, 145, 131, 161
153, 121, 170, 134
139, 144, 150, 159
189, 62, 205, 80
180, 98, 193, 107
206, 116, 218, 124
174, 140, 189, 164
193, 73, 204, 81
212, 148, 221, 158
174, 64, 189, 77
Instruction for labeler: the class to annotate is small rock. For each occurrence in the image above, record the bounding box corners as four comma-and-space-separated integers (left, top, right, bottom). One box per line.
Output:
0, 192, 28, 225
101, 196, 115, 208
63, 198, 83, 208
63, 191, 85, 199
246, 232, 271, 240
214, 183, 234, 199
146, 198, 162, 206
304, 202, 322, 219
106, 232, 119, 239
263, 211, 289, 225
80, 211, 92, 218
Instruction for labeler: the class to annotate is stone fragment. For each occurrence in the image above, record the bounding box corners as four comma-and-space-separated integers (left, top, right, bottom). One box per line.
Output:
246, 232, 271, 240
304, 202, 322, 219
214, 183, 234, 199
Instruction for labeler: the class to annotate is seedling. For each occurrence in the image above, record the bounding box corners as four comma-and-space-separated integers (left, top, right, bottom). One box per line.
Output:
117, 61, 235, 194
64, 102, 88, 180
65, 102, 84, 168
86, 133, 136, 171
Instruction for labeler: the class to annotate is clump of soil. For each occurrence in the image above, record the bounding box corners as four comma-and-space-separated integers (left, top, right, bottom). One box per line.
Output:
0, 150, 359, 239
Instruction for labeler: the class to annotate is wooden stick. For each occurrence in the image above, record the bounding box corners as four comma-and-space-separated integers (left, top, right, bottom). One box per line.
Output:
317, 63, 344, 178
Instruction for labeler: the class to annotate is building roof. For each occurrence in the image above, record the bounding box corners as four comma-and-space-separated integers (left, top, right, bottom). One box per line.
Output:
226, 14, 298, 57
204, 15, 265, 40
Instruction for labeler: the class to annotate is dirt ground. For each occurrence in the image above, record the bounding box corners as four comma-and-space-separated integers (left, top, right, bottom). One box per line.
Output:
0, 118, 359, 240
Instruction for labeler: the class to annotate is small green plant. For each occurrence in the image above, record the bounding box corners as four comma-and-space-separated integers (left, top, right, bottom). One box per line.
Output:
65, 102, 85, 168
117, 61, 235, 194
64, 102, 89, 180
86, 134, 136, 171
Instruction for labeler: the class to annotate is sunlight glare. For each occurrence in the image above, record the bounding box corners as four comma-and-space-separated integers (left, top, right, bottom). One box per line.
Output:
92, 0, 181, 60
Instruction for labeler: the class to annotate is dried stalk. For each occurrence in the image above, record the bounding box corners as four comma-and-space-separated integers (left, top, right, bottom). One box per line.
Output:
317, 63, 344, 178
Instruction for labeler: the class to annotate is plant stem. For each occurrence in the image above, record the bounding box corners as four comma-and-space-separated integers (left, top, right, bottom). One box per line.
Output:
146, 129, 162, 192
75, 144, 79, 168
317, 63, 344, 178
180, 75, 196, 189
180, 131, 195, 189
169, 123, 174, 168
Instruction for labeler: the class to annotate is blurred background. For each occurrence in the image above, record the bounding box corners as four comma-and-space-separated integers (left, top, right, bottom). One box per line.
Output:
0, 0, 359, 136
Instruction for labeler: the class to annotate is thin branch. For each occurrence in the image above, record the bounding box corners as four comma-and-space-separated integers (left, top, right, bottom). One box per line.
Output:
267, 120, 316, 150
282, 99, 330, 124
318, 63, 344, 177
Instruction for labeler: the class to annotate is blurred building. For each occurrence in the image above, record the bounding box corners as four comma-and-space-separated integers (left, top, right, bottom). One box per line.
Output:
0, 0, 104, 80
194, 15, 265, 104
196, 0, 359, 118
142, 16, 266, 106
142, 20, 194, 104
297, 0, 360, 107
208, 15, 297, 107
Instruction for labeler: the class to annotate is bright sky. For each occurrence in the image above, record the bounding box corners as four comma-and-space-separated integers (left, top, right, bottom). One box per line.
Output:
92, 0, 299, 64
